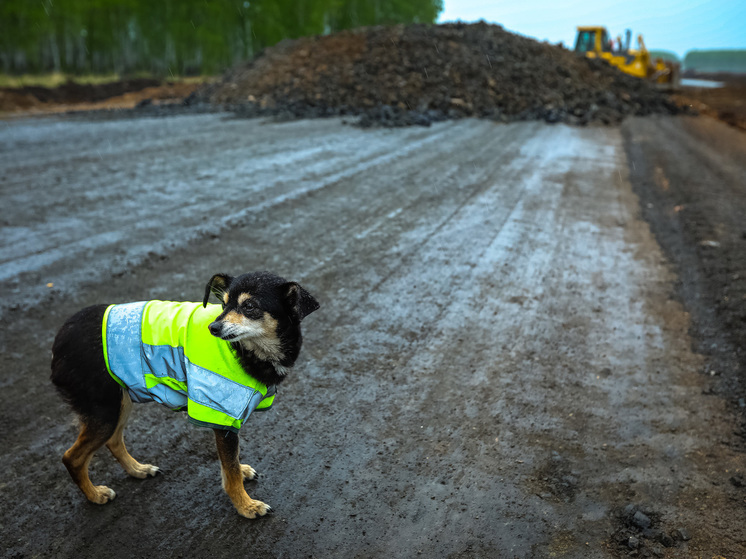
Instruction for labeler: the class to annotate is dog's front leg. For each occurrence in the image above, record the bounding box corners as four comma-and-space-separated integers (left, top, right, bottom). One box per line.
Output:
214, 429, 271, 518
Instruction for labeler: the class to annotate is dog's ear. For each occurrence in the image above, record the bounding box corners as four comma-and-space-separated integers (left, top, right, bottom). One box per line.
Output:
203, 273, 233, 307
281, 282, 320, 321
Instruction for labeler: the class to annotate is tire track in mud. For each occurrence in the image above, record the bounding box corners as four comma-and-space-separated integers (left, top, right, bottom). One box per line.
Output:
0, 115, 455, 315
315, 126, 607, 555
620, 116, 746, 558
226, 119, 534, 294
0, 123, 448, 274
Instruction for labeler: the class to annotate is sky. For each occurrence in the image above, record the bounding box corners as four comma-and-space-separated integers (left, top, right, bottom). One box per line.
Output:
438, 0, 746, 58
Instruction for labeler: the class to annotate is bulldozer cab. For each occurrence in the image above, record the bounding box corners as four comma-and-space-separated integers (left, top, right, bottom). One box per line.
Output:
574, 26, 612, 54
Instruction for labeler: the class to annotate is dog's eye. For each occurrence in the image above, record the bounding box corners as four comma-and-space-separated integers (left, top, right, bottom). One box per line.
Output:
241, 300, 262, 318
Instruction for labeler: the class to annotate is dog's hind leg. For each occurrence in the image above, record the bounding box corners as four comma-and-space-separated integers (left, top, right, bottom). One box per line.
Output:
106, 392, 160, 479
62, 418, 118, 504
215, 429, 271, 518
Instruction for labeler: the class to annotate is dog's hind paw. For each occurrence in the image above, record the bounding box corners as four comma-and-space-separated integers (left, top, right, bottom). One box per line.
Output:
89, 485, 116, 504
241, 464, 257, 481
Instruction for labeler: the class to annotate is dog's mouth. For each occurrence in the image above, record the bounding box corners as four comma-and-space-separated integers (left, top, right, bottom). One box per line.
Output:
211, 328, 248, 342
220, 332, 246, 342
209, 321, 264, 343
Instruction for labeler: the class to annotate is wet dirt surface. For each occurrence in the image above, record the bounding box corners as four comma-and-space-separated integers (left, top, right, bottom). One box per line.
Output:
674, 74, 746, 133
0, 80, 201, 116
1, 114, 745, 558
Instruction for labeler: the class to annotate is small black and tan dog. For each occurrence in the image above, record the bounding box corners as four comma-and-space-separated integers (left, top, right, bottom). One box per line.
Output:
51, 271, 319, 518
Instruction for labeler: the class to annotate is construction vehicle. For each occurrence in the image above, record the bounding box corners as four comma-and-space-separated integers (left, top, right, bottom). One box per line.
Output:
574, 26, 679, 89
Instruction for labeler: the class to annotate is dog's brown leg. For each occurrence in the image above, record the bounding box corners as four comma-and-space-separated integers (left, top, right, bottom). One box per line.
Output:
214, 429, 271, 518
62, 419, 117, 504
106, 392, 160, 478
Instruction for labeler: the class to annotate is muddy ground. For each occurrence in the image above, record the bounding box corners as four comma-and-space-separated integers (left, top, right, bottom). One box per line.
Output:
0, 79, 201, 115
1, 113, 745, 559
674, 74, 746, 132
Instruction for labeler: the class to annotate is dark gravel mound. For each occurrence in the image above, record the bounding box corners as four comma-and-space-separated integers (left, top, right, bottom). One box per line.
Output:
195, 22, 686, 126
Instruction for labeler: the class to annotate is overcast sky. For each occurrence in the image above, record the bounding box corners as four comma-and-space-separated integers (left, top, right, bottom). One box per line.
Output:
438, 0, 746, 57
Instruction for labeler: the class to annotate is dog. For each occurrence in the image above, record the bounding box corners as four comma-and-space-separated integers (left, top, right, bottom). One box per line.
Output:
51, 271, 319, 518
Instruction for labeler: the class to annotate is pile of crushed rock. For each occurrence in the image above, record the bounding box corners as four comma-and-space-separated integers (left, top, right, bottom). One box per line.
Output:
193, 22, 685, 126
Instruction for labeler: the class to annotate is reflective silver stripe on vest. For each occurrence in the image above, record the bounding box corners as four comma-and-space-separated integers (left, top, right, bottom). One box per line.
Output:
106, 302, 153, 404
185, 361, 263, 422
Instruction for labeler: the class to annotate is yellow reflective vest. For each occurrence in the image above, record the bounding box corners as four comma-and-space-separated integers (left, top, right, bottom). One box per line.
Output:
102, 301, 275, 432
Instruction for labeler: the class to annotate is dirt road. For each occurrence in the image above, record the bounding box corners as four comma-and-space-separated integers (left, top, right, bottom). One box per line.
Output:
1, 114, 744, 558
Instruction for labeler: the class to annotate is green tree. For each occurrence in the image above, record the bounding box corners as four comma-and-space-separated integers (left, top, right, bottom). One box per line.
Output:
0, 0, 443, 76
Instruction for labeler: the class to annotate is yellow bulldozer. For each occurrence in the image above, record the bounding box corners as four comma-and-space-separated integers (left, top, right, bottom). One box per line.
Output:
574, 26, 679, 89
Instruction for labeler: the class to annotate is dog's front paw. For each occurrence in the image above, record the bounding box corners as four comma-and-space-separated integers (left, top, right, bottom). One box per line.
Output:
241, 464, 257, 481
236, 499, 272, 519
89, 485, 116, 504
127, 463, 160, 479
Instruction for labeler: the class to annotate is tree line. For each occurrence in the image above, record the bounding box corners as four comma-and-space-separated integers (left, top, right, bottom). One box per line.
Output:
683, 50, 746, 73
0, 0, 442, 75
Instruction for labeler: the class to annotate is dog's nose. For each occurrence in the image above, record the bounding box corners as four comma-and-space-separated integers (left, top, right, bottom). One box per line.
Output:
208, 321, 222, 336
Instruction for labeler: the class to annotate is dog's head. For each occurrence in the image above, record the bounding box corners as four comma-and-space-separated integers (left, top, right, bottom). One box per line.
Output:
203, 271, 319, 368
